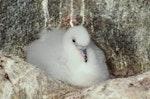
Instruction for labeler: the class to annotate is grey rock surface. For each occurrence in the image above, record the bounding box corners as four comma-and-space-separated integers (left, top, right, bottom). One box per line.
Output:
0, 0, 150, 78
0, 52, 80, 99
0, 0, 44, 58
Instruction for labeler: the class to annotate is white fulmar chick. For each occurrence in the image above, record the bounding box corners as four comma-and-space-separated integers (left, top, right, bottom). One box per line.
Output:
26, 26, 109, 87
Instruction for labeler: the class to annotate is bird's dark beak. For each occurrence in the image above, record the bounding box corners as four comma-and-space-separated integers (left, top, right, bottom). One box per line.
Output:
80, 48, 87, 62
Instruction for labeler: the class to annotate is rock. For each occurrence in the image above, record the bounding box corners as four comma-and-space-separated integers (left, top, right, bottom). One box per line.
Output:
0, 52, 80, 99
0, 52, 150, 99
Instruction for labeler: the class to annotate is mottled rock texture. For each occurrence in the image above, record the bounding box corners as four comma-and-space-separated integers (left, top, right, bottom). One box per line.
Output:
0, 52, 80, 99
0, 52, 150, 99
0, 0, 150, 82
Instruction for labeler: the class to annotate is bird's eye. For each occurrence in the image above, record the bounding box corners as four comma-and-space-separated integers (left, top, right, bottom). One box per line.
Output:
72, 39, 76, 43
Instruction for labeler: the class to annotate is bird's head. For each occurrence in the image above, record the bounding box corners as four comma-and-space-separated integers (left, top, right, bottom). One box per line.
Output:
64, 26, 90, 63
